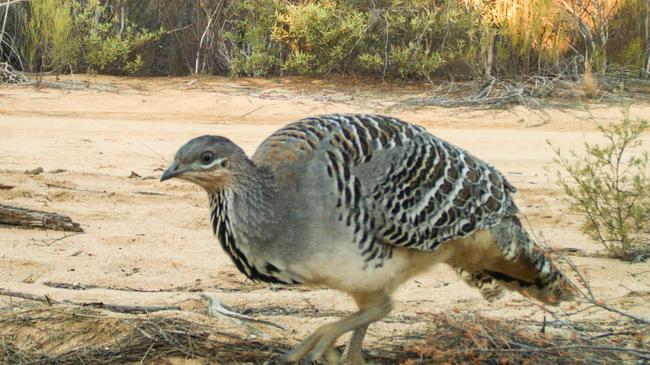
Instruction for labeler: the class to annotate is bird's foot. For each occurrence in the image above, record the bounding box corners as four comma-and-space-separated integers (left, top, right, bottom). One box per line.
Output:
340, 348, 365, 365
282, 323, 341, 363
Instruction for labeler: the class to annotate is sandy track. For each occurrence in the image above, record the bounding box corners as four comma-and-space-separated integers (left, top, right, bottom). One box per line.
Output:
1, 76, 648, 350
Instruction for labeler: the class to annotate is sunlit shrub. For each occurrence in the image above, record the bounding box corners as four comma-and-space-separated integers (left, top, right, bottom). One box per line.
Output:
552, 109, 650, 261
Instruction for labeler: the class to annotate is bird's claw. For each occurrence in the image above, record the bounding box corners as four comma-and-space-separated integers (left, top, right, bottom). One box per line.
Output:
282, 325, 339, 363
278, 353, 321, 365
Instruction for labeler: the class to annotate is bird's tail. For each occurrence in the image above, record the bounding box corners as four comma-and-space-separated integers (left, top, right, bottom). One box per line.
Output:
452, 216, 577, 305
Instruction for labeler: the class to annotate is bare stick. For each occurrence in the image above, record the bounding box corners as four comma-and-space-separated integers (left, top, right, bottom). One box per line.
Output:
0, 0, 28, 8
0, 288, 181, 314
195, 1, 223, 74
200, 293, 286, 330
0, 0, 9, 45
0, 204, 83, 232
452, 345, 650, 356
46, 183, 107, 194
134, 191, 169, 196
31, 232, 82, 246
523, 216, 650, 325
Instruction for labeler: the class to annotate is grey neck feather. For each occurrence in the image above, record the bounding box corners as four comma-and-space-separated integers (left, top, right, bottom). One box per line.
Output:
210, 161, 279, 244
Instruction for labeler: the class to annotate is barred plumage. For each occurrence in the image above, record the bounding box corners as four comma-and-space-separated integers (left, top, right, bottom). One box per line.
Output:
162, 114, 576, 363
255, 114, 518, 265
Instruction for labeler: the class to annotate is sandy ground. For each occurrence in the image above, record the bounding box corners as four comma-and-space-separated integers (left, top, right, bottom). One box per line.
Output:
1, 75, 649, 359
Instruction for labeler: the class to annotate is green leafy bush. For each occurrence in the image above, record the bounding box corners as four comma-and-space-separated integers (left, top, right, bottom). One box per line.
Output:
17, 0, 162, 74
223, 0, 284, 76
23, 0, 80, 73
73, 0, 163, 74
552, 110, 650, 261
6, 0, 650, 79
273, 1, 366, 75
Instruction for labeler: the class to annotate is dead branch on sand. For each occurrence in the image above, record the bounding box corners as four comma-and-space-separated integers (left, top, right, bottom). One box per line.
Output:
0, 288, 180, 314
0, 286, 285, 331
0, 62, 27, 84
201, 293, 286, 330
0, 204, 83, 232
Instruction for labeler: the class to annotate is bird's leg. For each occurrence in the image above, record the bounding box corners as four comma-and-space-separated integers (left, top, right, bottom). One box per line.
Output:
283, 294, 391, 363
340, 325, 368, 364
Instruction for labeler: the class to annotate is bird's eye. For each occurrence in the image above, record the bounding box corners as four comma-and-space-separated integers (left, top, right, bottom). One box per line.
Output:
200, 152, 213, 164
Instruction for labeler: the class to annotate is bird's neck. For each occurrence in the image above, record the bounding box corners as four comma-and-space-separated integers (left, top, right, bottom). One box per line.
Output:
208, 164, 278, 245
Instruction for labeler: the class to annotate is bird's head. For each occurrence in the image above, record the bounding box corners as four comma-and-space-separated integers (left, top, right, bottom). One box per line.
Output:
160, 135, 248, 191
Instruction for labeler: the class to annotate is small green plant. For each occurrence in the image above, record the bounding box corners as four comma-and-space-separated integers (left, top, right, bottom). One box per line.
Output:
272, 1, 366, 75
551, 109, 650, 261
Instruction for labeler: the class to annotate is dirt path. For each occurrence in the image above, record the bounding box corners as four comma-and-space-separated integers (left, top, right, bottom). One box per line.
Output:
1, 76, 648, 354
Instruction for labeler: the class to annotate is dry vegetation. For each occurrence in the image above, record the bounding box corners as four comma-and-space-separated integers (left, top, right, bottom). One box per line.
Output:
2, 228, 647, 364
2, 257, 649, 365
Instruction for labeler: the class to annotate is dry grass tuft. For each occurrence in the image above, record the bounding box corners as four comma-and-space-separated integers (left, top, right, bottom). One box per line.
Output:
398, 312, 648, 365
1, 303, 647, 364
0, 304, 289, 364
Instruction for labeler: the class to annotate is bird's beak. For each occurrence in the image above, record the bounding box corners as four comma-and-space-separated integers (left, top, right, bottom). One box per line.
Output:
160, 162, 184, 182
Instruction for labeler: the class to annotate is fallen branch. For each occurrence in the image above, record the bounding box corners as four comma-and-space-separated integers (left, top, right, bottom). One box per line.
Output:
46, 183, 107, 194
134, 191, 169, 196
0, 204, 83, 232
41, 281, 187, 293
30, 232, 82, 246
201, 293, 286, 330
0, 285, 286, 329
0, 62, 27, 84
0, 288, 180, 314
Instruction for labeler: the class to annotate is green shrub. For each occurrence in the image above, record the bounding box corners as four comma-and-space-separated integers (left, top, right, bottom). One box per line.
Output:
73, 0, 163, 74
551, 109, 650, 261
17, 0, 162, 74
357, 52, 384, 73
23, 0, 79, 73
6, 0, 650, 79
611, 37, 645, 68
273, 1, 366, 75
223, 0, 284, 76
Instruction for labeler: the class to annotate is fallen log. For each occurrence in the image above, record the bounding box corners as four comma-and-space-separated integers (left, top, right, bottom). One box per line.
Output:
0, 204, 83, 232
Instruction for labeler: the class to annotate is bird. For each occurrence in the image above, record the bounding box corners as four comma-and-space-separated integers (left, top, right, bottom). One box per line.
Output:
160, 114, 576, 364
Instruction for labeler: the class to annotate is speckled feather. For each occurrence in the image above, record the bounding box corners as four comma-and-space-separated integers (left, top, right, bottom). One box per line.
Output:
254, 114, 518, 263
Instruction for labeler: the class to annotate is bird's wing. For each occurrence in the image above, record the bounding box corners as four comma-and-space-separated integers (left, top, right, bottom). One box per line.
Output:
253, 114, 517, 252
358, 124, 518, 252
